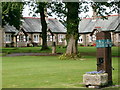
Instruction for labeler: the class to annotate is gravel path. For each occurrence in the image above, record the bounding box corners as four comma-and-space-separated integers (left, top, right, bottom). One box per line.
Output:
2, 53, 120, 57
5, 53, 62, 57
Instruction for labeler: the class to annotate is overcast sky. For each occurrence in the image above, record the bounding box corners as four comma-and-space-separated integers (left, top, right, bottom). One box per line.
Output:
22, 2, 117, 20
22, 4, 93, 19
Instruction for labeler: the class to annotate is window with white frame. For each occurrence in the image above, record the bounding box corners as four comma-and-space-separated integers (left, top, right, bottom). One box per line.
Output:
27, 36, 29, 42
92, 34, 96, 41
5, 34, 11, 43
19, 35, 24, 42
89, 35, 92, 42
78, 36, 83, 43
47, 34, 52, 41
18, 35, 26, 42
59, 34, 63, 42
33, 34, 39, 42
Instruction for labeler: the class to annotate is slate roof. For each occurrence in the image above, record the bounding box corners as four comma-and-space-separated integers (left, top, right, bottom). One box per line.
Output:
22, 17, 42, 33
47, 19, 66, 33
4, 17, 67, 34
4, 24, 19, 34
4, 15, 119, 34
79, 15, 120, 34
114, 24, 120, 33
22, 17, 67, 33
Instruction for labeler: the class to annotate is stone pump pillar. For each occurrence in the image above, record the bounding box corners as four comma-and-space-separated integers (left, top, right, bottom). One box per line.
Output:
52, 42, 56, 54
96, 31, 113, 84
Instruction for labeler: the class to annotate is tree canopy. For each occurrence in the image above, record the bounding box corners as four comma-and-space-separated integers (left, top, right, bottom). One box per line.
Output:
2, 2, 24, 29
26, 1, 49, 50
47, 0, 119, 56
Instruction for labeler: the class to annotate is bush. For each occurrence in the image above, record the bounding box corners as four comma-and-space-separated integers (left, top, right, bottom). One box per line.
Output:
59, 53, 81, 60
80, 44, 84, 46
6, 44, 11, 47
6, 51, 11, 54
62, 46, 67, 48
13, 47, 19, 50
29, 44, 33, 47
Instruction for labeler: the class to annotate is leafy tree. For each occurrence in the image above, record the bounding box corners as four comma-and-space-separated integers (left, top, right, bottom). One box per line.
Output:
65, 2, 79, 54
48, 0, 119, 56
2, 2, 24, 29
91, 0, 119, 19
36, 2, 49, 50
26, 1, 49, 50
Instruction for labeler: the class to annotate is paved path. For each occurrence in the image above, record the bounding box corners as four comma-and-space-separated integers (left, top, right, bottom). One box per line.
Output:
5, 53, 62, 57
2, 53, 120, 57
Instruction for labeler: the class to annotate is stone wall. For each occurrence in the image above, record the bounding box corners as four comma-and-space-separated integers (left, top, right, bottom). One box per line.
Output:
83, 73, 108, 86
79, 32, 120, 47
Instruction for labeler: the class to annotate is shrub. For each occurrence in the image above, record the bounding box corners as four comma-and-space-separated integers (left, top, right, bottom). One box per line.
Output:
6, 44, 11, 47
62, 46, 67, 48
13, 47, 19, 50
29, 44, 33, 47
6, 51, 11, 54
59, 53, 81, 60
80, 44, 84, 46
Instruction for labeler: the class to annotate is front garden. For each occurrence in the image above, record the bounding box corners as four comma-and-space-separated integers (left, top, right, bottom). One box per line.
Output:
1, 46, 119, 88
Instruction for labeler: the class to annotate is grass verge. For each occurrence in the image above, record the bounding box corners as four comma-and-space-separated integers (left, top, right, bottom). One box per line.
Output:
2, 56, 119, 88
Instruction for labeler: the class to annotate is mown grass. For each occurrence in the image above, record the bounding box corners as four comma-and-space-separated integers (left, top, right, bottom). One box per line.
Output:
1, 46, 119, 57
1, 46, 119, 88
2, 56, 119, 88
1, 47, 52, 53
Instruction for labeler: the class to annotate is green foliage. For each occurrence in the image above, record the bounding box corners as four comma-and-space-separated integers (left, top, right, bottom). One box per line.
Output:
6, 51, 11, 54
48, 2, 67, 20
2, 2, 24, 29
26, 1, 49, 50
59, 53, 81, 60
48, 1, 119, 55
92, 1, 119, 17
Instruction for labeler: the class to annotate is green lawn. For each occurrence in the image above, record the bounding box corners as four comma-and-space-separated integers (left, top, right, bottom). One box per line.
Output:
2, 56, 119, 88
2, 46, 119, 88
1, 46, 119, 57
1, 47, 52, 53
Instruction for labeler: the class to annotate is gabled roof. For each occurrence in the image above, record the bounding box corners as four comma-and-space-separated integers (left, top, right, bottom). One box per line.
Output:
114, 24, 120, 33
4, 24, 19, 33
22, 17, 67, 34
79, 15, 120, 34
22, 17, 42, 33
47, 19, 66, 33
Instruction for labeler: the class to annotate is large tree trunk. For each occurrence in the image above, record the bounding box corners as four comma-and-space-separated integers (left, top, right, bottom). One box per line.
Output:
66, 35, 78, 54
66, 2, 79, 55
39, 5, 49, 50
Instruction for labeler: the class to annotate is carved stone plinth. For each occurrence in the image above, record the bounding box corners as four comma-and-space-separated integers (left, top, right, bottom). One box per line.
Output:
83, 73, 108, 86
52, 46, 56, 54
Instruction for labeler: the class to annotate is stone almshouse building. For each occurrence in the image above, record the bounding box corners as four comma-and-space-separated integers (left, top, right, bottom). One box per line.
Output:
1, 15, 120, 47
3, 17, 67, 47
78, 15, 120, 46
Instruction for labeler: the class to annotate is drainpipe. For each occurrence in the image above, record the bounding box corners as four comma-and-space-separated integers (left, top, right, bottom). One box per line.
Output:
84, 34, 87, 46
